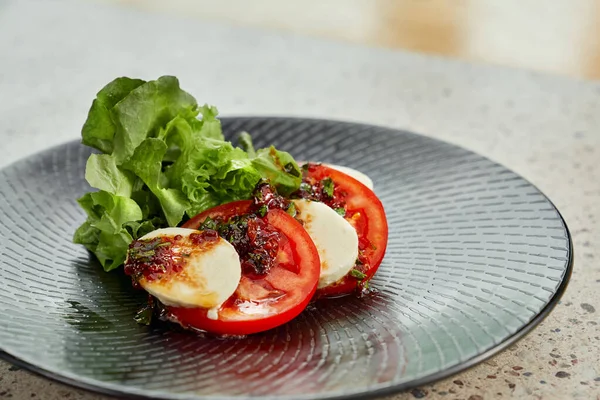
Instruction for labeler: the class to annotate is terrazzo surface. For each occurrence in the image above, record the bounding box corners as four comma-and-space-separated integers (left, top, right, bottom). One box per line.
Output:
0, 0, 599, 399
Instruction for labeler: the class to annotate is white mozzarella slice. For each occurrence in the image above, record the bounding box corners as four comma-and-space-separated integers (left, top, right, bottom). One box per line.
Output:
296, 161, 374, 190
131, 227, 241, 309
292, 199, 359, 288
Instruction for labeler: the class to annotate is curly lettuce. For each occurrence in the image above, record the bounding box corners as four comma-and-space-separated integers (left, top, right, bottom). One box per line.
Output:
74, 76, 301, 271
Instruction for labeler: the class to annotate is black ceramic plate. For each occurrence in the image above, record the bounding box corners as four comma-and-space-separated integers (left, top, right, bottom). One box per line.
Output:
0, 118, 571, 399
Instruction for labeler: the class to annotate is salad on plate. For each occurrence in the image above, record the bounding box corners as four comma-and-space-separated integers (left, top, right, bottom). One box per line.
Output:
74, 76, 388, 335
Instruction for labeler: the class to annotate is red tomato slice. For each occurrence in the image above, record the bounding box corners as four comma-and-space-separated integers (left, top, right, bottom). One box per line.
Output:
173, 204, 320, 336
184, 200, 254, 226
302, 164, 388, 297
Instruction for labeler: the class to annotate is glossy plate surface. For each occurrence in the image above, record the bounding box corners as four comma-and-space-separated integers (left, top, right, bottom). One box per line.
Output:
0, 118, 572, 399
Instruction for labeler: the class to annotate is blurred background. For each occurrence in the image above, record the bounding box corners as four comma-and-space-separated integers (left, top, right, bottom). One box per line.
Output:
106, 0, 600, 80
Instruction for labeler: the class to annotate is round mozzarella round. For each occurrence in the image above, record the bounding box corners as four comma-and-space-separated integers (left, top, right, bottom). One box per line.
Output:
132, 227, 242, 309
292, 199, 359, 288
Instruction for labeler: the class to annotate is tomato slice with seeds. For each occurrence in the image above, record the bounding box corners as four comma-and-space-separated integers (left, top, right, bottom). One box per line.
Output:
300, 164, 388, 297
174, 202, 320, 335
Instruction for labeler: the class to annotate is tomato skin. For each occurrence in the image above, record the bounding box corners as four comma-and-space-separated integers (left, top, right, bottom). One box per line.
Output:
169, 274, 315, 336
183, 200, 254, 229
174, 207, 320, 336
304, 164, 388, 298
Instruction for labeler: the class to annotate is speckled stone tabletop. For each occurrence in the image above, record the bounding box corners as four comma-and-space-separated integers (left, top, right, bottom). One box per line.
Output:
0, 1, 599, 399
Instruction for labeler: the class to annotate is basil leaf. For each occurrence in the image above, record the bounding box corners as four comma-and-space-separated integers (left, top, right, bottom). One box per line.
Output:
322, 177, 334, 198
350, 269, 367, 280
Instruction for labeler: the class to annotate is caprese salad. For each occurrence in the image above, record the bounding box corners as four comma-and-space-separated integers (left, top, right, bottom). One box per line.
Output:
74, 75, 388, 336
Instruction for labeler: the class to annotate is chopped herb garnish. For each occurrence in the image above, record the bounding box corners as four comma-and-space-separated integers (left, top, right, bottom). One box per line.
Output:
253, 179, 290, 211
135, 250, 155, 259
334, 207, 346, 217
134, 305, 153, 326
284, 162, 301, 177
127, 238, 172, 262
322, 177, 334, 198
286, 202, 297, 217
350, 269, 367, 280
299, 182, 312, 193
258, 205, 268, 217
200, 216, 218, 231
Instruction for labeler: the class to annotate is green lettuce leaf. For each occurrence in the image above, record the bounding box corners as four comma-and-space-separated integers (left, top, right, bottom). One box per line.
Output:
238, 131, 256, 157
111, 76, 198, 164
251, 146, 302, 196
123, 218, 163, 240
167, 136, 262, 216
81, 77, 146, 154
74, 191, 143, 271
123, 138, 189, 226
84, 154, 135, 197
74, 75, 303, 271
